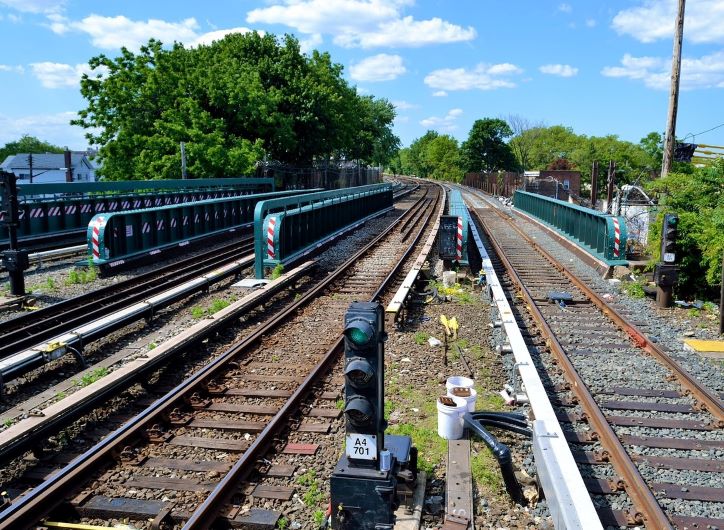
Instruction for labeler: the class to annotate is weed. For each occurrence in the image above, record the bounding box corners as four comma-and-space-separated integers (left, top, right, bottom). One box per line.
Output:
313, 510, 325, 526
148, 342, 157, 350
277, 517, 289, 530
387, 422, 446, 474
688, 308, 701, 318
335, 398, 345, 410
76, 367, 108, 387
302, 481, 325, 507
413, 331, 429, 345
65, 269, 80, 285
294, 293, 302, 301
191, 306, 205, 319
2, 419, 12, 428
271, 263, 284, 280
621, 280, 646, 299
55, 391, 66, 400
297, 469, 316, 487
46, 277, 56, 290
702, 301, 717, 312
209, 299, 230, 314
271, 354, 280, 362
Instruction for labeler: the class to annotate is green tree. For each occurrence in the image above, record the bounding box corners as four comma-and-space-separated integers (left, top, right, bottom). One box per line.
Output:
73, 33, 396, 180
424, 135, 463, 182
460, 118, 517, 172
407, 130, 439, 178
0, 135, 64, 163
646, 160, 724, 296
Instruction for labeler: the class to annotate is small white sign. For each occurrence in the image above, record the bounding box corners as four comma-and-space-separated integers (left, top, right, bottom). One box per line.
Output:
663, 252, 675, 263
346, 433, 377, 460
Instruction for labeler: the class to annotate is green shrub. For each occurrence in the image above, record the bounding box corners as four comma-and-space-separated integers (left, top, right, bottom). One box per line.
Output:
191, 306, 205, 318
646, 160, 724, 296
209, 299, 230, 314
621, 280, 646, 299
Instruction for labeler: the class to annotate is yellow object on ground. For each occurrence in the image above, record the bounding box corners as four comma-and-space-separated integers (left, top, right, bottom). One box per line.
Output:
440, 314, 451, 337
683, 339, 724, 353
448, 316, 459, 340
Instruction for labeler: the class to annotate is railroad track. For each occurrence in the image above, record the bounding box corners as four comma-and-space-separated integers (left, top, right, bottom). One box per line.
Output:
466, 190, 723, 529
0, 235, 254, 370
0, 183, 441, 529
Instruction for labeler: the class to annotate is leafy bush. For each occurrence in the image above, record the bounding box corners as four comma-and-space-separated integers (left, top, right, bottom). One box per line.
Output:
646, 160, 724, 297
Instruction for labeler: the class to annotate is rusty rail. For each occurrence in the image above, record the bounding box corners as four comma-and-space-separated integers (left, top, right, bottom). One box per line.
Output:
470, 207, 673, 529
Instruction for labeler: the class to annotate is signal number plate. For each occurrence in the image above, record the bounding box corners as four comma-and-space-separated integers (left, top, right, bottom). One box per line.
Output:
346, 434, 377, 460
663, 252, 675, 263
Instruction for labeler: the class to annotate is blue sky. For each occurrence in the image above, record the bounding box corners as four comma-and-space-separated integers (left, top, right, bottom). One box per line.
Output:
0, 0, 723, 151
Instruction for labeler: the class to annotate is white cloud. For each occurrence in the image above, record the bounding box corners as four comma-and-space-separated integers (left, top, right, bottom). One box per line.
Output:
349, 53, 406, 82
392, 100, 417, 110
558, 3, 572, 13
72, 15, 199, 50
420, 108, 463, 132
299, 33, 323, 54
190, 27, 256, 47
0, 111, 92, 149
424, 63, 522, 91
0, 64, 24, 74
247, 0, 476, 49
612, 0, 724, 44
0, 0, 64, 14
585, 18, 597, 28
432, 90, 447, 97
7, 13, 21, 22
30, 62, 104, 89
602, 51, 724, 90
539, 64, 579, 77
45, 13, 261, 51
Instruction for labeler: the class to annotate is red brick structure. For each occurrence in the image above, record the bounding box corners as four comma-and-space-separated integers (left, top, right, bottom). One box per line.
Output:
538, 170, 581, 197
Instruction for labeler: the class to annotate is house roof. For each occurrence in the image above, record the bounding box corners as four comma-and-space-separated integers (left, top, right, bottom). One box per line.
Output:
0, 153, 92, 171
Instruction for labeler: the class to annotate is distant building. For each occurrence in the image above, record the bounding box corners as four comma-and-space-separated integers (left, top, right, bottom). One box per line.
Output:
523, 170, 581, 201
0, 150, 96, 184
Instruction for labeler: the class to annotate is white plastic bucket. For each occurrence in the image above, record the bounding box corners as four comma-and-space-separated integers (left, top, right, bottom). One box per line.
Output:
445, 376, 474, 394
448, 386, 477, 412
437, 395, 467, 440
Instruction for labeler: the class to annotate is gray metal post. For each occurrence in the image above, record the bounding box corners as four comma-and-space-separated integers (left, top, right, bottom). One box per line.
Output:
180, 142, 187, 179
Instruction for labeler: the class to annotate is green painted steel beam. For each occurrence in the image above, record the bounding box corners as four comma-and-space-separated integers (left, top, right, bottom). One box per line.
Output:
513, 190, 628, 266
254, 184, 393, 278
13, 177, 275, 198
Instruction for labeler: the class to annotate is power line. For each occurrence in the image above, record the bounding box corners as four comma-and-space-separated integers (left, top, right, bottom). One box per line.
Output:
683, 122, 724, 141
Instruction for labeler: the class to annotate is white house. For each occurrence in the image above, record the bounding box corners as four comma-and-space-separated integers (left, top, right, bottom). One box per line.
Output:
0, 151, 96, 184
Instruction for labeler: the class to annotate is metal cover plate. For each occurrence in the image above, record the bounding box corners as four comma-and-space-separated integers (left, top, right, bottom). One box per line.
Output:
232, 278, 270, 288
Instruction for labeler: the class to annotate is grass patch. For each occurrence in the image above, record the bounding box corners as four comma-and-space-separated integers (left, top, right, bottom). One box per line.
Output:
688, 308, 701, 318
335, 398, 345, 410
46, 277, 57, 290
75, 367, 108, 388
413, 331, 429, 345
209, 299, 230, 314
148, 342, 157, 350
277, 516, 289, 529
2, 418, 13, 428
191, 306, 205, 319
471, 446, 503, 492
271, 263, 284, 280
387, 422, 446, 475
65, 265, 98, 286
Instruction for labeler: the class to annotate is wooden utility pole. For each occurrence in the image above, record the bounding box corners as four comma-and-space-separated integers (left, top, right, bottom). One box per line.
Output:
661, 0, 686, 177
606, 160, 616, 213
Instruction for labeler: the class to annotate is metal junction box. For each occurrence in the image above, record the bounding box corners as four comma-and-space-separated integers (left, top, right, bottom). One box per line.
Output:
330, 434, 414, 529
439, 215, 460, 260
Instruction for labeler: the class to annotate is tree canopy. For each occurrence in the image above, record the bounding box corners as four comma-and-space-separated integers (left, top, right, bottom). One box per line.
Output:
73, 33, 398, 180
0, 135, 64, 163
460, 118, 517, 172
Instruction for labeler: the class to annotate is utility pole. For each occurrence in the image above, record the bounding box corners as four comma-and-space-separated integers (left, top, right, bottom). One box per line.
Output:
28, 153, 33, 184
661, 0, 686, 177
606, 160, 616, 213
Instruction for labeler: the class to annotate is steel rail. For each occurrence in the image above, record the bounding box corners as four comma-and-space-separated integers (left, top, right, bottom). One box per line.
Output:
0, 237, 253, 360
470, 207, 673, 529
0, 184, 439, 529
485, 198, 723, 422
184, 184, 441, 530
